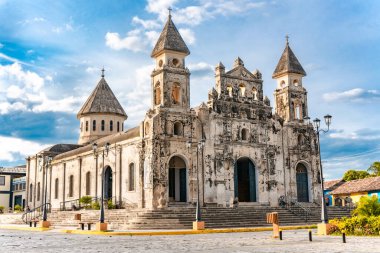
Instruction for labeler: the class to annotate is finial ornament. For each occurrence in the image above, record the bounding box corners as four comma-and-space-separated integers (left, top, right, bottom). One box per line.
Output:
168, 7, 172, 18
285, 34, 289, 45
101, 67, 105, 78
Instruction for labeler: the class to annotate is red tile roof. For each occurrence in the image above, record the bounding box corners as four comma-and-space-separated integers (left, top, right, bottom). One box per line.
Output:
330, 176, 380, 195
324, 179, 344, 190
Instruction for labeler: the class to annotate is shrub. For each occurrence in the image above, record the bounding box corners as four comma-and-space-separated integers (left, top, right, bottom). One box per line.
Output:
14, 205, 22, 212
331, 216, 380, 236
91, 201, 100, 210
107, 200, 115, 209
352, 195, 380, 217
0, 206, 4, 213
79, 196, 92, 207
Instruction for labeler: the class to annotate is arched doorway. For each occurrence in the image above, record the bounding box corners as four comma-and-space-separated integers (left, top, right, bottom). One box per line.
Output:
168, 156, 187, 202
296, 163, 309, 202
234, 157, 256, 202
104, 166, 113, 200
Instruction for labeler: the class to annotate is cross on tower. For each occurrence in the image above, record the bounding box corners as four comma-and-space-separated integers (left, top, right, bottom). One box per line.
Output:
285, 34, 289, 45
101, 67, 105, 78
168, 7, 172, 17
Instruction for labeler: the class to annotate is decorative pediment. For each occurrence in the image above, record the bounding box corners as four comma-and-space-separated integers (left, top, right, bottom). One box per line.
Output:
225, 65, 256, 80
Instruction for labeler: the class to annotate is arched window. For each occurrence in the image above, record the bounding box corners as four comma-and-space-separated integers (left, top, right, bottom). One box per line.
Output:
227, 85, 233, 97
129, 163, 135, 191
298, 134, 305, 145
101, 120, 105, 131
171, 83, 181, 104
294, 103, 301, 120
173, 122, 183, 136
69, 175, 74, 197
85, 172, 91, 195
85, 121, 88, 132
80, 122, 83, 132
252, 87, 258, 100
122, 124, 124, 131
280, 80, 286, 88
293, 79, 299, 86
37, 182, 40, 201
117, 122, 120, 132
145, 122, 150, 136
241, 128, 248, 141
92, 120, 96, 131
29, 183, 33, 202
110, 120, 113, 131
239, 84, 246, 97
54, 178, 59, 199
154, 82, 161, 105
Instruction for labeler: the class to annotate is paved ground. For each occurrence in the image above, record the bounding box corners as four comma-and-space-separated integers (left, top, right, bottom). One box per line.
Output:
0, 229, 379, 253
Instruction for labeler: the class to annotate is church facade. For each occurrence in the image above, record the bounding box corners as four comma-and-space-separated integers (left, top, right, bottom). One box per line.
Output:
26, 14, 322, 211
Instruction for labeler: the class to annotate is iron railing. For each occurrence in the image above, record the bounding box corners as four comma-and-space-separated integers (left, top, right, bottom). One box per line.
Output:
22, 203, 51, 224
279, 195, 311, 222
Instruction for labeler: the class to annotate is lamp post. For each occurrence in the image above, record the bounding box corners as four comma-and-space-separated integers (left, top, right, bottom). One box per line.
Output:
38, 154, 52, 228
186, 139, 205, 230
92, 142, 110, 229
42, 156, 52, 222
304, 114, 332, 225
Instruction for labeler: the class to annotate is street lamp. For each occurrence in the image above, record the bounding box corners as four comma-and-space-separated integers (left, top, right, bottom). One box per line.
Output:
305, 114, 332, 225
92, 142, 110, 229
38, 154, 52, 228
186, 139, 205, 228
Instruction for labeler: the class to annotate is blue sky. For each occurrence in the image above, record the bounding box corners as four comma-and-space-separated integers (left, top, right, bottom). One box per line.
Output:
0, 0, 379, 179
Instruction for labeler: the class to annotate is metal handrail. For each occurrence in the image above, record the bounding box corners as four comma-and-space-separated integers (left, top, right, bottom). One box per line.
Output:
279, 195, 311, 222
22, 203, 51, 224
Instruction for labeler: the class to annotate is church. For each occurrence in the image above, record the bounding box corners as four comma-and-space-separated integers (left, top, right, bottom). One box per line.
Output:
26, 13, 321, 211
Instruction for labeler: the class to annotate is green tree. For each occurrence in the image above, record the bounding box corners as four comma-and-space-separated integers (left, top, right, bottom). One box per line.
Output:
368, 161, 380, 176
343, 169, 370, 181
352, 195, 380, 217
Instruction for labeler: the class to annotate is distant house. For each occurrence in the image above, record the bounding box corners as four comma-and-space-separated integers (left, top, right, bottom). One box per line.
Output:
329, 176, 380, 206
324, 179, 345, 206
0, 166, 26, 212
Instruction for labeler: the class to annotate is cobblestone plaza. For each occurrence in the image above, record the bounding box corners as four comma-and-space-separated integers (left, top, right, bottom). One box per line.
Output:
1, 229, 379, 253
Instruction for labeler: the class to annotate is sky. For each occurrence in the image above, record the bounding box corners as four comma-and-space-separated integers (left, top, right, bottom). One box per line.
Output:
0, 0, 379, 180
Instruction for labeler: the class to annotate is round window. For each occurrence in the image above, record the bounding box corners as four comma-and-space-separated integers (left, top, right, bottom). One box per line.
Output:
172, 58, 179, 67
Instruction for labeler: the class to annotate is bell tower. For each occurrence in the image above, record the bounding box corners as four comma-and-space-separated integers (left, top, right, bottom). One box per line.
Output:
150, 11, 190, 111
273, 37, 308, 122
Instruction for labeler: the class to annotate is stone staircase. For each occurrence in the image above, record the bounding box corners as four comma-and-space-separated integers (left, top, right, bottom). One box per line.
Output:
37, 205, 353, 230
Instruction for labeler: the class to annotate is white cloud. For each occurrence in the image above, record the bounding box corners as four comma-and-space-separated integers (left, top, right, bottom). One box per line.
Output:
0, 135, 48, 162
323, 88, 380, 102
106, 0, 268, 53
105, 31, 147, 52
18, 17, 46, 26
132, 16, 160, 29
0, 62, 83, 114
178, 28, 195, 44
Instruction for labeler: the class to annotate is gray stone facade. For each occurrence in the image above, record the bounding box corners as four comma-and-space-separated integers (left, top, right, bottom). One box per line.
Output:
26, 15, 321, 211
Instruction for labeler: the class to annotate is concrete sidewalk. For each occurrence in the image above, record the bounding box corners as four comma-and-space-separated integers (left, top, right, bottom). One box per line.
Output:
0, 223, 317, 236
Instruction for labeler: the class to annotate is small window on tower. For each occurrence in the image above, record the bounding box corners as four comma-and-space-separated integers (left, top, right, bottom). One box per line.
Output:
101, 120, 105, 131
154, 82, 161, 105
293, 79, 299, 86
117, 121, 120, 132
171, 83, 181, 104
227, 85, 233, 97
85, 121, 89, 132
239, 84, 246, 97
252, 87, 258, 100
158, 59, 163, 67
241, 128, 248, 141
294, 104, 301, 120
173, 122, 183, 136
280, 80, 286, 88
93, 120, 96, 131
110, 120, 113, 131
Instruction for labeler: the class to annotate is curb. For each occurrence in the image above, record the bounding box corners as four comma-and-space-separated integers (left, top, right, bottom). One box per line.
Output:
61, 224, 317, 236
0, 225, 52, 232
